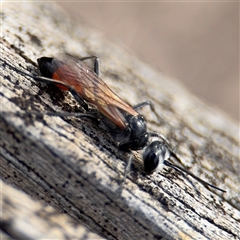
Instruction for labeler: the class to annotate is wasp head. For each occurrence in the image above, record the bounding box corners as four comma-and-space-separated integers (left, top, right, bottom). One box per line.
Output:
142, 140, 170, 174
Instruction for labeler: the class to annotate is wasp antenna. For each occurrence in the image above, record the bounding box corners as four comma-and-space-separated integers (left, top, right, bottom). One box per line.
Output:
163, 160, 226, 193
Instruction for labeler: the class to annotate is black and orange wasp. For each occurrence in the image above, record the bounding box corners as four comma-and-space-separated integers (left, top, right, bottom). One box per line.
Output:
0, 54, 226, 193
36, 54, 153, 152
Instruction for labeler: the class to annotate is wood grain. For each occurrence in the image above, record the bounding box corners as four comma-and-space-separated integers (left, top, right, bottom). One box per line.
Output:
0, 2, 239, 240
0, 180, 103, 239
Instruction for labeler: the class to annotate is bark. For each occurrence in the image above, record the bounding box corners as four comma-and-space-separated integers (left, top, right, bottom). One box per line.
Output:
0, 2, 239, 240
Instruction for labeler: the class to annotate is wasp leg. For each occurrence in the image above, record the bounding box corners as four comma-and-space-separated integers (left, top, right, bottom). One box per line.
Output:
0, 58, 95, 115
1, 59, 98, 114
133, 100, 158, 116
133, 100, 160, 121
31, 76, 90, 112
79, 56, 100, 76
69, 88, 90, 112
132, 100, 152, 110
123, 153, 133, 181
2, 110, 97, 120
118, 153, 133, 185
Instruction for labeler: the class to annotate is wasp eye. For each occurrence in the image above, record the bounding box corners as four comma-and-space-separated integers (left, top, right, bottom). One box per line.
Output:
144, 152, 159, 174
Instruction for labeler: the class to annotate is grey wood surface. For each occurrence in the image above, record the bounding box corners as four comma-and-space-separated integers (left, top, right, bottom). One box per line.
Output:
1, 2, 239, 240
1, 180, 103, 240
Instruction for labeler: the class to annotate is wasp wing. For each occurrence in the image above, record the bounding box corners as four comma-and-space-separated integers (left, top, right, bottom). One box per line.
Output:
52, 54, 138, 129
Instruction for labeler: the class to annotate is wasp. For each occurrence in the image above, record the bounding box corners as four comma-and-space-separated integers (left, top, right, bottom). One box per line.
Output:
0, 55, 226, 193
36, 54, 155, 151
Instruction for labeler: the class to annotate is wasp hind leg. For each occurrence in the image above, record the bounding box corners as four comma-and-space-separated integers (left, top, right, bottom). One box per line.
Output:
30, 75, 92, 113
79, 56, 100, 76
0, 58, 97, 120
28, 76, 98, 120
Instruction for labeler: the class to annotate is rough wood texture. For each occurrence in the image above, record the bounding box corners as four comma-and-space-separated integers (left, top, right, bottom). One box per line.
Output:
0, 180, 103, 240
0, 2, 239, 240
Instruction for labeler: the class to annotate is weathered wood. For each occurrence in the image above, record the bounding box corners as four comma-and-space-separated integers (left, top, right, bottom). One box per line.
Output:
0, 180, 103, 240
0, 2, 239, 240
